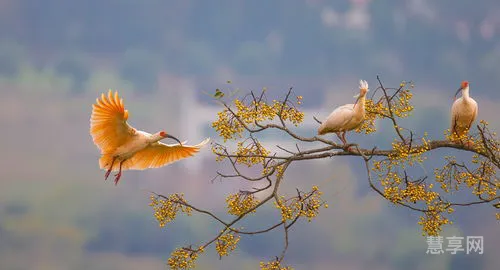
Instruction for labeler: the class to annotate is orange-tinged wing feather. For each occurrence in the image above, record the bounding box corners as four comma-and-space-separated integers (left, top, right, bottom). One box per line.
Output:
90, 90, 136, 154
99, 153, 136, 171
127, 138, 210, 170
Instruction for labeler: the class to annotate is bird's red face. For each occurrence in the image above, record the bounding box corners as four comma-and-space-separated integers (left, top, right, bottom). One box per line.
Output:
159, 131, 182, 145
461, 81, 469, 89
455, 81, 469, 99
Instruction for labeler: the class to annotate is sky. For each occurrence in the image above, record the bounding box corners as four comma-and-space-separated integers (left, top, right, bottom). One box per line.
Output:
0, 1, 499, 269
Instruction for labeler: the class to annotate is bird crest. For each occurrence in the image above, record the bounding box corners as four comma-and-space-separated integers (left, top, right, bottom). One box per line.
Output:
359, 80, 369, 91
354, 79, 369, 98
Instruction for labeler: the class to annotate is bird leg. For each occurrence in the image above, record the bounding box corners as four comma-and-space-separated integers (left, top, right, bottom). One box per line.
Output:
335, 132, 345, 145
341, 132, 353, 151
451, 116, 459, 142
335, 132, 344, 142
336, 132, 351, 150
105, 157, 117, 180
114, 160, 124, 185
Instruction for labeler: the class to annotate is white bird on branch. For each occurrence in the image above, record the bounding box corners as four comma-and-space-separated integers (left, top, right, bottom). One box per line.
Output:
450, 80, 477, 144
318, 80, 369, 148
90, 90, 209, 185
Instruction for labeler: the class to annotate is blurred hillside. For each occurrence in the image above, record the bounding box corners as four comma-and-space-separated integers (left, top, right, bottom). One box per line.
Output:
0, 1, 499, 270
0, 0, 499, 98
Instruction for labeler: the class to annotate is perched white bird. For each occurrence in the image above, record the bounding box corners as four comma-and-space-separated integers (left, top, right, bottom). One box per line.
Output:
450, 80, 478, 141
318, 80, 369, 147
90, 90, 210, 185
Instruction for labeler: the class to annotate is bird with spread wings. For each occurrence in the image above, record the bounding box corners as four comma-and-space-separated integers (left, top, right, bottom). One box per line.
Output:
90, 90, 209, 185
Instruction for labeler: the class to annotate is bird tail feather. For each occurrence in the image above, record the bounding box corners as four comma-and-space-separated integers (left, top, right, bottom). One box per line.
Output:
318, 124, 327, 135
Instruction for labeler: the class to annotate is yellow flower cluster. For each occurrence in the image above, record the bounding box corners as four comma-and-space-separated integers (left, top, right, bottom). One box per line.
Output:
236, 99, 276, 124
382, 182, 438, 205
445, 128, 476, 146
260, 260, 294, 270
212, 108, 243, 142
215, 231, 240, 257
401, 183, 438, 203
211, 96, 304, 142
418, 203, 452, 236
149, 194, 192, 227
370, 130, 457, 235
378, 168, 450, 235
270, 100, 304, 125
296, 95, 303, 105
356, 99, 388, 134
167, 248, 201, 270
471, 121, 499, 163
377, 170, 405, 203
356, 82, 415, 134
301, 186, 328, 221
212, 144, 227, 162
274, 186, 328, 222
226, 193, 260, 216
262, 163, 286, 178
387, 136, 430, 167
276, 165, 285, 179
435, 156, 498, 200
234, 140, 270, 167
275, 195, 301, 222
478, 119, 499, 141
373, 171, 403, 203
383, 186, 402, 203
392, 89, 414, 118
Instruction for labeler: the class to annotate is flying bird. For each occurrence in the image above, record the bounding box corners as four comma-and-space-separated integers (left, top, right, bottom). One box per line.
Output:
318, 80, 369, 147
214, 88, 225, 99
90, 90, 210, 185
450, 81, 478, 142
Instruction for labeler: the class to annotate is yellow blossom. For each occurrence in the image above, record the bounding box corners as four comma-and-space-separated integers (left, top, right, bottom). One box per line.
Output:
215, 232, 240, 257
274, 186, 327, 222
167, 248, 200, 270
211, 94, 305, 142
149, 194, 192, 228
226, 193, 260, 216
260, 260, 294, 270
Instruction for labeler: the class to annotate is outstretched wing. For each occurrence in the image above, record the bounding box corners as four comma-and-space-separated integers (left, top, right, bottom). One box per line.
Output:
90, 90, 136, 154
127, 138, 210, 170
318, 104, 355, 134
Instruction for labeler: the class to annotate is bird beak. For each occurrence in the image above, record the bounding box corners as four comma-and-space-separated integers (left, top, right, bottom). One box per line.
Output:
353, 98, 360, 109
166, 134, 183, 145
454, 88, 462, 100
353, 94, 361, 109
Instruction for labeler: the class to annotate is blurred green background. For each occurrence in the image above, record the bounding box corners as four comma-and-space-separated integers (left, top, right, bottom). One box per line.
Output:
0, 0, 499, 269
